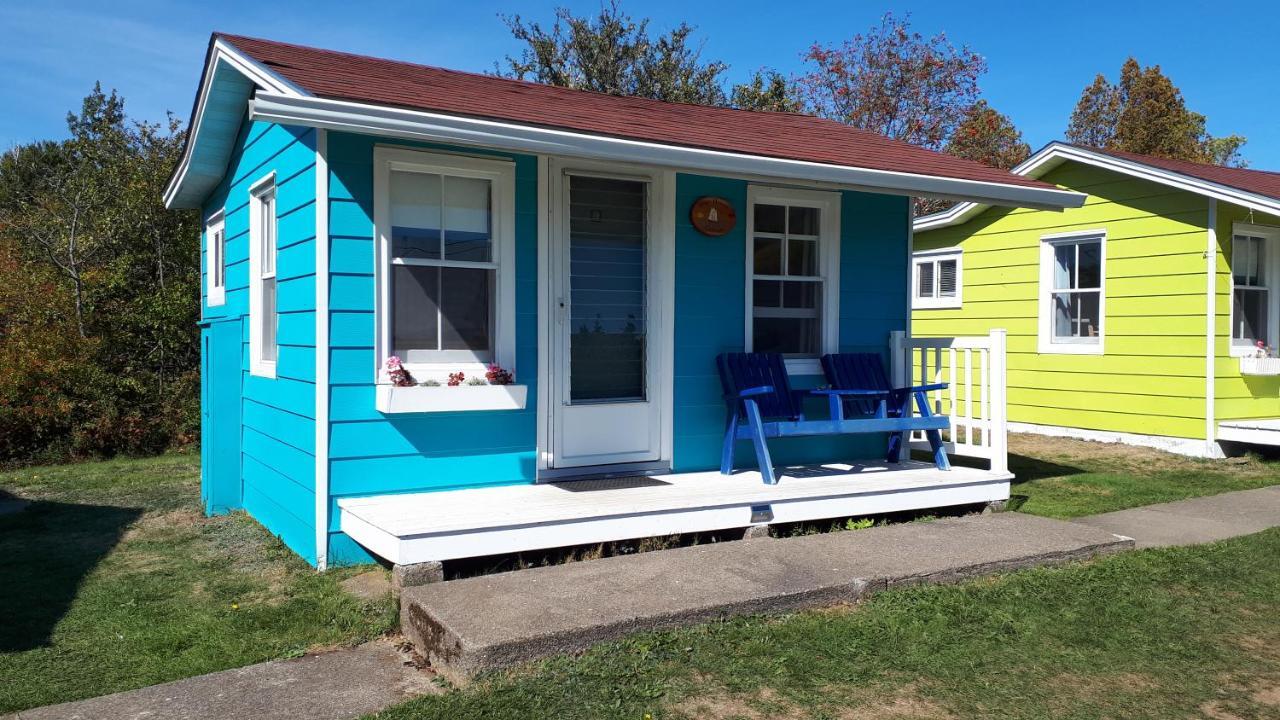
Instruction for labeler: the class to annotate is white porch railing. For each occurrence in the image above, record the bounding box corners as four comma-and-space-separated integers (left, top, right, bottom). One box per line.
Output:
890, 329, 1008, 474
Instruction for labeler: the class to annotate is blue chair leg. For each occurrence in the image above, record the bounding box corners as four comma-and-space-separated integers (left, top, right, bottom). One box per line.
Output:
720, 406, 740, 476
913, 390, 951, 471
887, 391, 910, 464
744, 399, 778, 485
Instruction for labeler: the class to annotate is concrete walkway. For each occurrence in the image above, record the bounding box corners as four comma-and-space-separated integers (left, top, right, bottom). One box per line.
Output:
401, 512, 1131, 680
1072, 485, 1280, 548
3, 638, 436, 720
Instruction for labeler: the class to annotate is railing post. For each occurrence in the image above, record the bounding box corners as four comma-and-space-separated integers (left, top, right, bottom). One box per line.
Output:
988, 328, 1009, 474
889, 330, 908, 461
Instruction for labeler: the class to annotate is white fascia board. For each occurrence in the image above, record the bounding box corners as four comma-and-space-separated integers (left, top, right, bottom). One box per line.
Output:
163, 38, 309, 209
915, 141, 1280, 232
249, 93, 1086, 211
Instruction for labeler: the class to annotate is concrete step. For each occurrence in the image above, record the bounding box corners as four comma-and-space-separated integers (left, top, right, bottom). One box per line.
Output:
400, 512, 1132, 680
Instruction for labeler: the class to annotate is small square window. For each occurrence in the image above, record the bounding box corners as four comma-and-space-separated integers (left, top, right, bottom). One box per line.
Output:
912, 251, 962, 309
1038, 232, 1105, 355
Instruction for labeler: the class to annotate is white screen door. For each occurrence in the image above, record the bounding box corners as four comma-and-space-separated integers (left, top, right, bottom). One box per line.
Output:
550, 168, 663, 469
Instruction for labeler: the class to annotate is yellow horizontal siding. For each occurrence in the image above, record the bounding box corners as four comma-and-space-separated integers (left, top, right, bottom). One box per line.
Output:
914, 162, 1210, 439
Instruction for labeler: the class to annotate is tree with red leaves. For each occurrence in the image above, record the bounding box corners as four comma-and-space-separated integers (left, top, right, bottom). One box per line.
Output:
797, 13, 985, 152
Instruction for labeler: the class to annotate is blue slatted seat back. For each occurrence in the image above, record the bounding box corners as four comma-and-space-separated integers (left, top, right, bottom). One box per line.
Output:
716, 353, 801, 420
821, 353, 894, 416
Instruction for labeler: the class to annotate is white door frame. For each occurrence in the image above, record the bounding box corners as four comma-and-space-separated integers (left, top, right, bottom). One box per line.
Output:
535, 156, 675, 473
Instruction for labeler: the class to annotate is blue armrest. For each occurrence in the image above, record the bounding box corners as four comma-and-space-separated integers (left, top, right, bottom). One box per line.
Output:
906, 382, 948, 392
810, 388, 891, 397
725, 385, 774, 400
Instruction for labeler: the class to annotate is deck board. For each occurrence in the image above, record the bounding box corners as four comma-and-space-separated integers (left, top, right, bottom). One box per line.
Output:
338, 461, 1010, 537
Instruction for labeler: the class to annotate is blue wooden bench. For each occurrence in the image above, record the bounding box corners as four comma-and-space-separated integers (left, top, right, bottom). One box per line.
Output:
821, 352, 951, 470
717, 352, 951, 485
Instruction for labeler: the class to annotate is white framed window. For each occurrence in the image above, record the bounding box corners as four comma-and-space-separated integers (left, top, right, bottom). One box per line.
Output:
912, 249, 962, 309
1038, 230, 1105, 355
206, 209, 226, 307
744, 186, 841, 374
1230, 223, 1280, 357
373, 147, 516, 383
248, 174, 278, 378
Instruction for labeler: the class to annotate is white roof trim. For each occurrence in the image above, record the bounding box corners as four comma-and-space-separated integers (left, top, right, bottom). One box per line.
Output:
249, 92, 1085, 211
915, 141, 1280, 231
163, 37, 309, 209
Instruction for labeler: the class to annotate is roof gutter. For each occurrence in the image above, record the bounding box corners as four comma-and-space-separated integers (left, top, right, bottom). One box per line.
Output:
249, 93, 1085, 211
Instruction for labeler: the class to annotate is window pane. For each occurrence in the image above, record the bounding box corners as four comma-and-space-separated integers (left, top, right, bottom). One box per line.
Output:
754, 237, 782, 275
753, 279, 782, 308
1233, 235, 1264, 286
392, 264, 440, 353
440, 267, 492, 355
1053, 243, 1075, 290
1234, 287, 1268, 344
390, 170, 442, 259
753, 203, 785, 234
1077, 241, 1102, 289
1053, 291, 1101, 340
753, 316, 820, 356
938, 259, 957, 297
260, 194, 276, 276
782, 280, 819, 309
917, 261, 935, 298
787, 238, 818, 276
262, 277, 277, 361
443, 176, 492, 262
788, 206, 819, 235
569, 176, 646, 402
215, 230, 225, 287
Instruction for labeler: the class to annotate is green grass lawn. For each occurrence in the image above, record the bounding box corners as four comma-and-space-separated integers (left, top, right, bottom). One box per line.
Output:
1005, 433, 1280, 518
0, 453, 397, 714
372, 529, 1280, 720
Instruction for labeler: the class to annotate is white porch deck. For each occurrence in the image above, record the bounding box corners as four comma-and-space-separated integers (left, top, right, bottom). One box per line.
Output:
1218, 419, 1280, 446
338, 461, 1013, 565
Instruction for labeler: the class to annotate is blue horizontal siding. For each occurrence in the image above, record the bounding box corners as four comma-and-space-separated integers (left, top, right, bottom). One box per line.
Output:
200, 114, 319, 565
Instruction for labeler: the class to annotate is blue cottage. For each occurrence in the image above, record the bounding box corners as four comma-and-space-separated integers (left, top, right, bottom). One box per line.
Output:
167, 34, 1082, 570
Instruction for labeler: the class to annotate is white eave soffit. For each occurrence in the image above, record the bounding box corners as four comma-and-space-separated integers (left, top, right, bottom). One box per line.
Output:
163, 38, 310, 210
914, 142, 1280, 231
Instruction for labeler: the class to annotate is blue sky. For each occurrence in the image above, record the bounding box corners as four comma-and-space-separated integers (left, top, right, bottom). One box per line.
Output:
3, 0, 1277, 167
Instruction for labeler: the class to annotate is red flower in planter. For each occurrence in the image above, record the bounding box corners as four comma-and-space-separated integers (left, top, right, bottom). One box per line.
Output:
385, 356, 415, 387
447, 372, 466, 387
485, 364, 514, 385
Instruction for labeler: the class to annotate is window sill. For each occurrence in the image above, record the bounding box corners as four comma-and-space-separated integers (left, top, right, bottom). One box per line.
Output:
251, 360, 277, 379
376, 384, 528, 413
1239, 357, 1280, 376
784, 358, 824, 376
912, 299, 962, 310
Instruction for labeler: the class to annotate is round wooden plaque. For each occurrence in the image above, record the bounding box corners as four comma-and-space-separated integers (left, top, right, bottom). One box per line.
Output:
689, 196, 737, 236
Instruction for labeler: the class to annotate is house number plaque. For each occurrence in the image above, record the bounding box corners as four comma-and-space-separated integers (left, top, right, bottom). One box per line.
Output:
689, 196, 736, 236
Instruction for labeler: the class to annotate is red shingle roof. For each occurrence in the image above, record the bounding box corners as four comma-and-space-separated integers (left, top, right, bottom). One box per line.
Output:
218, 33, 1056, 192
1074, 145, 1280, 203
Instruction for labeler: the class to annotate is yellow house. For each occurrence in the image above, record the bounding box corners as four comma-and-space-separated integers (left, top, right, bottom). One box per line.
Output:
913, 142, 1280, 458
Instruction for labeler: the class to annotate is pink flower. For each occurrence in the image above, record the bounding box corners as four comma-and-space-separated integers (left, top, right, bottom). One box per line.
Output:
386, 356, 402, 370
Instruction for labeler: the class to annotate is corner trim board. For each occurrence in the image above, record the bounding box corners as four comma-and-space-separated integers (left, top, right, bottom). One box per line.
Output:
314, 128, 330, 570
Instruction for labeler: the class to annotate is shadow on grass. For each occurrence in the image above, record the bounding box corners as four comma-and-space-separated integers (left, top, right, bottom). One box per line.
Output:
0, 491, 141, 652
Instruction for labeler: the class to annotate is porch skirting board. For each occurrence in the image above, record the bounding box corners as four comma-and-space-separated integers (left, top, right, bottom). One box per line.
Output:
338, 462, 1011, 566
1006, 421, 1226, 459
1217, 419, 1280, 448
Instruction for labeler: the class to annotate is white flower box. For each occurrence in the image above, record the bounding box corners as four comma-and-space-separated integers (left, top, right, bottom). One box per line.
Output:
376, 384, 528, 413
1239, 357, 1280, 376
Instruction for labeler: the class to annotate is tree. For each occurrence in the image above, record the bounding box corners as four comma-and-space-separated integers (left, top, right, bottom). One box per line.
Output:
0, 85, 199, 463
730, 69, 803, 113
796, 13, 985, 151
498, 2, 728, 105
1066, 58, 1247, 166
945, 100, 1031, 170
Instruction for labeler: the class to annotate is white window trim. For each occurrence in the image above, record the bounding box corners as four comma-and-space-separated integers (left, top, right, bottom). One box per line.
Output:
1228, 222, 1280, 358
912, 248, 962, 309
206, 209, 226, 307
248, 173, 278, 378
744, 185, 841, 375
1038, 229, 1106, 355
373, 146, 517, 384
